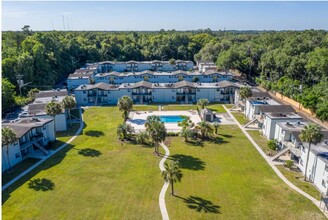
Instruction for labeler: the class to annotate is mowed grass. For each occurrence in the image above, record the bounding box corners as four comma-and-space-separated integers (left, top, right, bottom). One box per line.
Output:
165, 125, 324, 220
2, 107, 162, 220
132, 104, 227, 112
247, 130, 277, 156
277, 165, 321, 200
231, 112, 250, 125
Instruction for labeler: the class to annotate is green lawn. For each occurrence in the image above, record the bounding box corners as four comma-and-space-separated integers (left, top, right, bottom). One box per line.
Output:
277, 165, 321, 200
133, 105, 158, 111
231, 112, 249, 125
2, 107, 162, 220
132, 104, 226, 112
247, 130, 277, 156
165, 125, 324, 219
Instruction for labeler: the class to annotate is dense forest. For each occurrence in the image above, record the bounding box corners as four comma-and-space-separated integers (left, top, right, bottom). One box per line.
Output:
2, 28, 328, 121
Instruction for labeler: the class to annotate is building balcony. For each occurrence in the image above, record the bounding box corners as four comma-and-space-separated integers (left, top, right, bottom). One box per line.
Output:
176, 92, 196, 95
20, 134, 43, 150
132, 92, 152, 95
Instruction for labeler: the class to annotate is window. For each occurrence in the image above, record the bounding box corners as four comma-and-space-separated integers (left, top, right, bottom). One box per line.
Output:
325, 164, 328, 172
43, 125, 46, 130
84, 98, 87, 101
302, 146, 306, 153
172, 96, 175, 99
322, 179, 326, 187
300, 159, 303, 166
216, 89, 220, 91
197, 89, 200, 92
83, 91, 86, 94
15, 153, 20, 158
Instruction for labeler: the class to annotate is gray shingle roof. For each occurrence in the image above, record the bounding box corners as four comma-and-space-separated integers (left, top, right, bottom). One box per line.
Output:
35, 90, 68, 98
258, 105, 295, 113
131, 81, 152, 89
175, 80, 195, 88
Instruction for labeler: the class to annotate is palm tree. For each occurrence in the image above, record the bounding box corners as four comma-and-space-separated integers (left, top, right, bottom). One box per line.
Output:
45, 101, 63, 133
196, 121, 212, 139
213, 122, 219, 134
162, 160, 182, 196
145, 115, 167, 154
179, 127, 194, 142
117, 96, 133, 121
178, 115, 194, 129
117, 123, 133, 140
2, 127, 17, 171
62, 95, 76, 126
135, 132, 149, 145
299, 124, 323, 181
197, 98, 209, 110
239, 86, 252, 103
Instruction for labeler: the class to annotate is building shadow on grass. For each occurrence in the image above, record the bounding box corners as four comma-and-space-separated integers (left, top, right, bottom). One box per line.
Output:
2, 142, 75, 204
85, 130, 104, 137
28, 178, 55, 191
174, 195, 221, 214
170, 154, 205, 171
78, 148, 102, 157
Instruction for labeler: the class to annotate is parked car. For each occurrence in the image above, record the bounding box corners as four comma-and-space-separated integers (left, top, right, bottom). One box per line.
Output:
18, 111, 28, 118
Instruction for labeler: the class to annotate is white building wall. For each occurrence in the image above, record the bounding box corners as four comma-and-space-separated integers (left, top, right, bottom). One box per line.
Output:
262, 117, 301, 139
42, 120, 56, 142
313, 158, 328, 195
2, 141, 22, 172
37, 114, 67, 131
67, 78, 90, 91
152, 88, 176, 103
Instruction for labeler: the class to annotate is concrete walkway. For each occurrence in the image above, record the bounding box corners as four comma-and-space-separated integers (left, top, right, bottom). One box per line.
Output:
3, 108, 84, 191
159, 142, 170, 220
223, 105, 328, 218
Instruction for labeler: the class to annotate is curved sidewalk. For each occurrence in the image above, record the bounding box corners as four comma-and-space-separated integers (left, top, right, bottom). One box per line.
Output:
3, 108, 84, 191
159, 142, 170, 220
223, 105, 328, 218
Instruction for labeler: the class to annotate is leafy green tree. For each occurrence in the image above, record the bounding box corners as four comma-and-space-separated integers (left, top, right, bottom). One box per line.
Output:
196, 121, 212, 139
45, 101, 63, 133
117, 123, 133, 140
27, 88, 39, 103
2, 78, 16, 111
2, 127, 17, 171
169, 58, 176, 65
299, 124, 323, 181
62, 96, 76, 126
285, 160, 294, 170
239, 86, 252, 101
316, 101, 328, 122
162, 160, 183, 196
179, 127, 195, 142
197, 98, 209, 109
117, 96, 133, 120
192, 76, 199, 82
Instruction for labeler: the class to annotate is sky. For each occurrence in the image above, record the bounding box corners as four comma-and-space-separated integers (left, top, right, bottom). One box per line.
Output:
2, 1, 328, 31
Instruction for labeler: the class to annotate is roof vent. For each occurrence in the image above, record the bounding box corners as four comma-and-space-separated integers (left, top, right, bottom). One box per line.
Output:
286, 121, 290, 125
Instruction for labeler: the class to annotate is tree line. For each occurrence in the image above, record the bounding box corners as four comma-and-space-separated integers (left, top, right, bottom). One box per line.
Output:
2, 29, 328, 120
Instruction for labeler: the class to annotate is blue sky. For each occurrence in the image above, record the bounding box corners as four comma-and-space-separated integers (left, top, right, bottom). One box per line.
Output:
2, 1, 328, 31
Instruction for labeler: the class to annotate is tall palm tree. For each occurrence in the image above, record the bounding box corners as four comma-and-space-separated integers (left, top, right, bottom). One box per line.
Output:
2, 127, 17, 171
62, 95, 76, 126
162, 160, 182, 196
117, 123, 132, 140
239, 86, 252, 103
117, 96, 133, 120
197, 98, 209, 110
299, 124, 323, 181
45, 101, 63, 133
196, 121, 212, 139
213, 122, 219, 134
145, 115, 167, 154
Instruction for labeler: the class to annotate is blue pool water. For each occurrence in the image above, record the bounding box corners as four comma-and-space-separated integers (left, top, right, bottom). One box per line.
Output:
160, 115, 184, 123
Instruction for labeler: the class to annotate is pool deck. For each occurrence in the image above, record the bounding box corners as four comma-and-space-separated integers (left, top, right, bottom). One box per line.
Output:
127, 110, 201, 132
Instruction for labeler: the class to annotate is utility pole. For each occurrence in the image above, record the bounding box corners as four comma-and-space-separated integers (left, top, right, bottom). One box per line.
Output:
16, 74, 31, 96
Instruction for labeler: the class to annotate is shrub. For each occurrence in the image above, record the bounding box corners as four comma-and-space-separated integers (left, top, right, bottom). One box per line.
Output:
285, 160, 294, 170
167, 132, 179, 136
267, 140, 277, 151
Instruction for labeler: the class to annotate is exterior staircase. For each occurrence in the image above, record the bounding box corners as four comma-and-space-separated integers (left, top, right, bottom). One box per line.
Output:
243, 118, 258, 128
271, 147, 290, 161
33, 141, 50, 155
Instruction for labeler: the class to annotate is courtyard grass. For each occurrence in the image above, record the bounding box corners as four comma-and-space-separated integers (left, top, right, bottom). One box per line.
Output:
165, 125, 324, 219
277, 165, 321, 200
231, 112, 249, 125
2, 107, 162, 220
247, 130, 277, 156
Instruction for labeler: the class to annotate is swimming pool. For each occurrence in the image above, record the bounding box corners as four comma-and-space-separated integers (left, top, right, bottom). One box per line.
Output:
160, 115, 184, 123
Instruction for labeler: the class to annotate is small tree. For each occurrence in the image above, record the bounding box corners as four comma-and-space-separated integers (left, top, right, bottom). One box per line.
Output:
162, 160, 182, 196
45, 101, 62, 133
197, 98, 209, 110
117, 96, 133, 120
135, 132, 149, 145
27, 88, 39, 103
179, 127, 194, 142
196, 121, 212, 139
178, 116, 194, 130
300, 124, 323, 181
213, 122, 219, 134
285, 160, 294, 170
239, 86, 252, 102
267, 140, 277, 151
192, 76, 199, 82
62, 95, 76, 126
117, 123, 133, 140
169, 58, 176, 65
145, 115, 167, 154
2, 127, 17, 171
